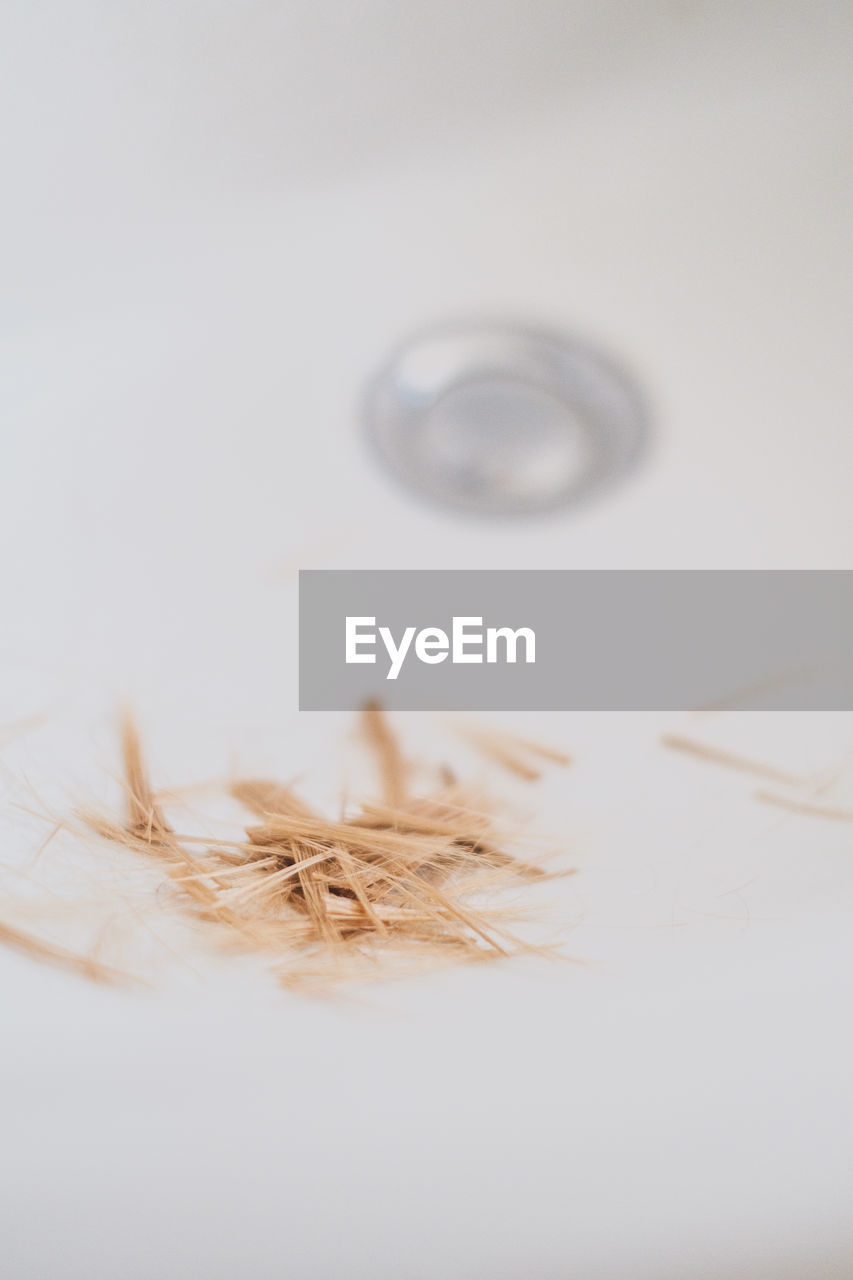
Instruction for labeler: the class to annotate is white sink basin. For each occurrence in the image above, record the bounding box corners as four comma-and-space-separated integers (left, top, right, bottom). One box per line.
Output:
1, 4, 852, 1277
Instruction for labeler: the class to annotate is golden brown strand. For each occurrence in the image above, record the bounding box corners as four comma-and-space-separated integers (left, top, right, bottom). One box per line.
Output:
457, 724, 571, 781
120, 710, 173, 839
230, 778, 318, 820
0, 919, 132, 985
661, 733, 804, 786
361, 700, 408, 807
755, 790, 853, 822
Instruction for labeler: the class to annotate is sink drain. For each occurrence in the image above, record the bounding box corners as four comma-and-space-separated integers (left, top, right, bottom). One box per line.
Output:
363, 321, 648, 516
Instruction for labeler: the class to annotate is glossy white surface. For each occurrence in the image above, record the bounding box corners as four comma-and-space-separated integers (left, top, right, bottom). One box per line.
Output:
2, 3, 852, 1277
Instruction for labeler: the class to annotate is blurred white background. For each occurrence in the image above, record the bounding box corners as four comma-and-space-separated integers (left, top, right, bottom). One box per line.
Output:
2, 2, 853, 1277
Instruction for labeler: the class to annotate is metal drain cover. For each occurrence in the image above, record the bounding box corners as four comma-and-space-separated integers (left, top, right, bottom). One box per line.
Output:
363, 322, 648, 516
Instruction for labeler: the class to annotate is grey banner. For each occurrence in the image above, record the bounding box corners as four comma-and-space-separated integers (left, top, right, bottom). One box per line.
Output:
298, 571, 853, 711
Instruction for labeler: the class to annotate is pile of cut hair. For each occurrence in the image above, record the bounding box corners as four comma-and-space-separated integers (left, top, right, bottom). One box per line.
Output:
5, 705, 569, 991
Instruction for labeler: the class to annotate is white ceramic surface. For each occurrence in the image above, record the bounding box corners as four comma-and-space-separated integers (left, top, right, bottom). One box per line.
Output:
2, 4, 852, 1277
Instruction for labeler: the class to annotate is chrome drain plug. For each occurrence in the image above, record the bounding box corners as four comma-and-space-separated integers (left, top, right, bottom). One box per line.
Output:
363, 321, 648, 517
